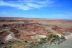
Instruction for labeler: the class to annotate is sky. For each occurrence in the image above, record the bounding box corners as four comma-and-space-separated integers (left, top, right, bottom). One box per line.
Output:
0, 0, 72, 19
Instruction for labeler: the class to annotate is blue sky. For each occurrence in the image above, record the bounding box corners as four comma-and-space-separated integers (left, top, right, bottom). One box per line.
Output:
0, 0, 72, 19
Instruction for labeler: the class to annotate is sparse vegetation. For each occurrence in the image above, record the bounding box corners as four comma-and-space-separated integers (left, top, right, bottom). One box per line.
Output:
47, 34, 66, 44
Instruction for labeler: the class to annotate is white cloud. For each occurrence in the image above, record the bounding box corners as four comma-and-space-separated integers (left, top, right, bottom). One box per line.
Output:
0, 0, 55, 10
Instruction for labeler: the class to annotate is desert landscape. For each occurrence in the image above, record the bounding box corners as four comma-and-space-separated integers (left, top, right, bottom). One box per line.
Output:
0, 0, 72, 48
0, 17, 72, 48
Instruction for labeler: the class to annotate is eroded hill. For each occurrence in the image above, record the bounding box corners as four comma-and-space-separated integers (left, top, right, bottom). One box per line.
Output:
0, 19, 72, 48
